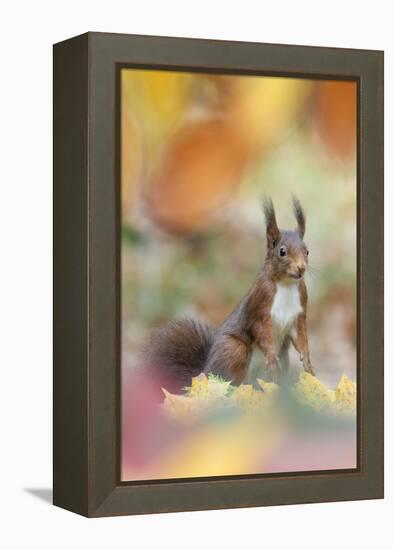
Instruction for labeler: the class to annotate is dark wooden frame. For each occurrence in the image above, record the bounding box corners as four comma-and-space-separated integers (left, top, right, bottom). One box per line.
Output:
53, 32, 384, 517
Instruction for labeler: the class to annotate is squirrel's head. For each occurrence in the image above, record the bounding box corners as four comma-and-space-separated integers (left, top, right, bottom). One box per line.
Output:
263, 196, 309, 282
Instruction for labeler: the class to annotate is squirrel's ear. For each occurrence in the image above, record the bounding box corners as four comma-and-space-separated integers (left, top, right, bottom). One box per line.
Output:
263, 197, 281, 248
292, 196, 305, 239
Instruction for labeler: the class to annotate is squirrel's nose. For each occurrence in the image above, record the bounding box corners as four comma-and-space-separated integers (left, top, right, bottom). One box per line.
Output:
297, 265, 306, 276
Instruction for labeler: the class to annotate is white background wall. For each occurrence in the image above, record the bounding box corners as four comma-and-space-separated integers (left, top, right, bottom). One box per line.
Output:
0, 1, 391, 548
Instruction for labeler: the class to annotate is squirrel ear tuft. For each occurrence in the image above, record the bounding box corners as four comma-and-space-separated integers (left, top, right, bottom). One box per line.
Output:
292, 195, 306, 239
262, 196, 281, 248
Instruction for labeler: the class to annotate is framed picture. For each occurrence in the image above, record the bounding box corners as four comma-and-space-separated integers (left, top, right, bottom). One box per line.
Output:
53, 32, 384, 517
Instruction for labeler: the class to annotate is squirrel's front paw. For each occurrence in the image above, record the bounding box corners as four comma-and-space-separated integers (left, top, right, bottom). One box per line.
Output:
304, 361, 315, 376
265, 356, 281, 383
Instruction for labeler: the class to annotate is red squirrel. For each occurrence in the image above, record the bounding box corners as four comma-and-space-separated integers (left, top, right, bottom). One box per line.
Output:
145, 197, 315, 392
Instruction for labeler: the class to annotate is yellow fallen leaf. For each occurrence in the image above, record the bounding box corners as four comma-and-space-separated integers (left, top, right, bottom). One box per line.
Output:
231, 384, 266, 413
162, 388, 194, 419
257, 379, 279, 396
187, 372, 231, 400
293, 372, 336, 413
162, 371, 356, 422
335, 374, 356, 413
232, 384, 254, 401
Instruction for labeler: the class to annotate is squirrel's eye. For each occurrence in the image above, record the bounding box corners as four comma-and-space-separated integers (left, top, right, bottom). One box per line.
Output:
306, 250, 309, 256
279, 247, 286, 257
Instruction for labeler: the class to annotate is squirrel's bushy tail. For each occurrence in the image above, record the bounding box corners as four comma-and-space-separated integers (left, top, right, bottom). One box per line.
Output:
144, 318, 215, 394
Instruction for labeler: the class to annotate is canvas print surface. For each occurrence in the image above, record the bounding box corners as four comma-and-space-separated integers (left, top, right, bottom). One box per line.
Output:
120, 68, 357, 481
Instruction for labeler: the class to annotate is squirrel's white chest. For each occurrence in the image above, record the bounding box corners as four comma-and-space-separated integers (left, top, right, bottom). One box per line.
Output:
270, 283, 302, 335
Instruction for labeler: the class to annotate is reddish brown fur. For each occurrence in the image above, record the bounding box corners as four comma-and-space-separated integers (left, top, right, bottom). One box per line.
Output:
291, 281, 315, 375
204, 197, 314, 383
148, 197, 314, 391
